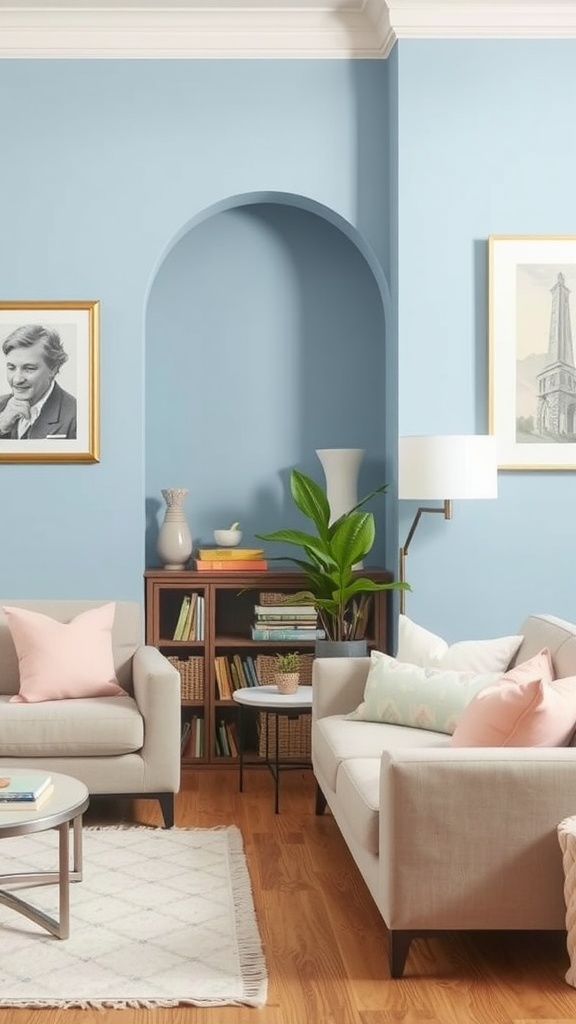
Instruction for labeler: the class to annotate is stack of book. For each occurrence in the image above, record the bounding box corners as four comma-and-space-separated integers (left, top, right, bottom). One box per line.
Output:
173, 593, 205, 640
0, 772, 54, 811
193, 548, 268, 572
251, 601, 325, 641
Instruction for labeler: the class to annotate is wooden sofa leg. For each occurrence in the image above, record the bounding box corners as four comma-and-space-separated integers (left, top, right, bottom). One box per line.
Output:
315, 782, 327, 815
389, 930, 413, 978
158, 794, 174, 829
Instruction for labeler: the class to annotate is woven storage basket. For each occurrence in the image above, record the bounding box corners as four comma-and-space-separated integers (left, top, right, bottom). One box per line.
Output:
256, 654, 313, 759
167, 656, 205, 700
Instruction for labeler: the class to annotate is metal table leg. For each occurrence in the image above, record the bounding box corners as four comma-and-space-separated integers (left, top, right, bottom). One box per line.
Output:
238, 704, 245, 792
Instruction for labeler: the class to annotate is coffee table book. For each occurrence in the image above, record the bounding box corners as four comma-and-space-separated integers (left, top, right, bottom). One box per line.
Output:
0, 771, 52, 801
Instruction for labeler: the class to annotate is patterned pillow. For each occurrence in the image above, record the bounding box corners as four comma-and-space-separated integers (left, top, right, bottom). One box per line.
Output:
346, 650, 501, 735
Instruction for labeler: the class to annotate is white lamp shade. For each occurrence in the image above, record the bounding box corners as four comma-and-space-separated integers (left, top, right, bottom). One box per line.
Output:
398, 435, 498, 500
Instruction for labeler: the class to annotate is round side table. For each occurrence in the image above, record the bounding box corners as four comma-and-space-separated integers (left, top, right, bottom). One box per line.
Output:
232, 685, 313, 813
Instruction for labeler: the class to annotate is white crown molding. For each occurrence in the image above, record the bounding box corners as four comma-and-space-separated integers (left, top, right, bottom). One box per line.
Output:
0, 1, 575, 59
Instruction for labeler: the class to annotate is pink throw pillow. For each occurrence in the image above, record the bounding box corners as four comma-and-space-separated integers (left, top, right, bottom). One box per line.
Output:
450, 648, 576, 747
5, 603, 124, 703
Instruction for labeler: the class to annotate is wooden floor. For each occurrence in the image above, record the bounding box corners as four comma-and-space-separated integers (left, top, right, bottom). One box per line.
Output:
1, 767, 576, 1024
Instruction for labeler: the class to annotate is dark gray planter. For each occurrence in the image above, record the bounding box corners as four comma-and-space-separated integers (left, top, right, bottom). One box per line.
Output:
314, 639, 368, 658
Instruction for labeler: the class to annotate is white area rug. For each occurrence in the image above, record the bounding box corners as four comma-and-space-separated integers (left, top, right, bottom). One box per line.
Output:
0, 825, 267, 1008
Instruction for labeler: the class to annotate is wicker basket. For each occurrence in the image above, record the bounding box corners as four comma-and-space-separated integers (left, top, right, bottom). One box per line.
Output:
167, 656, 205, 700
256, 654, 312, 759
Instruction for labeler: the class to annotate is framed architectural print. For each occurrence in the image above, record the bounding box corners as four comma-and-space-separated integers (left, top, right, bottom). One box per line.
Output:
0, 300, 99, 463
489, 235, 576, 470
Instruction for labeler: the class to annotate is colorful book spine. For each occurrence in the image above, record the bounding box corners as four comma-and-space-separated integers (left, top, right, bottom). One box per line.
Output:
173, 595, 191, 640
245, 655, 259, 687
251, 627, 326, 641
194, 559, 268, 571
253, 604, 316, 616
196, 548, 264, 560
182, 592, 198, 640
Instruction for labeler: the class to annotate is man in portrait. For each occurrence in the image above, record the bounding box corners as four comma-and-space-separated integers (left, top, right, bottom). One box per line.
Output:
0, 324, 77, 440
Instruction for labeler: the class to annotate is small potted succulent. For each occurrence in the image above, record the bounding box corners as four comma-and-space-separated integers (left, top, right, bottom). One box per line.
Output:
274, 651, 301, 694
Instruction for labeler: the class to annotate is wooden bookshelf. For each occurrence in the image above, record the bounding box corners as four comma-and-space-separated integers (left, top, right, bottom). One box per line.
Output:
144, 567, 393, 768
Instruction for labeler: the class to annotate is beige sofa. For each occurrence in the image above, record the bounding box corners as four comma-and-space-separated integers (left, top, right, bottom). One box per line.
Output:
0, 600, 181, 827
312, 613, 576, 977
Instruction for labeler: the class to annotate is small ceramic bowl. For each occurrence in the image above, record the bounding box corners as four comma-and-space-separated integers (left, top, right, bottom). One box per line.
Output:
213, 528, 242, 547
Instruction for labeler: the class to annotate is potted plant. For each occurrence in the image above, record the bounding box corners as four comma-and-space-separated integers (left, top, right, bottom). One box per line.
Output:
257, 468, 408, 655
273, 651, 301, 694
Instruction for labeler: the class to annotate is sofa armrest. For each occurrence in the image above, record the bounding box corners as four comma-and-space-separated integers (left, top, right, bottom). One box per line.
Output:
312, 657, 370, 720
379, 746, 576, 932
132, 645, 181, 792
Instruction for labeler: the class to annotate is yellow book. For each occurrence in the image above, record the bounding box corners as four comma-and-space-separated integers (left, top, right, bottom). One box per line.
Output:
196, 548, 264, 561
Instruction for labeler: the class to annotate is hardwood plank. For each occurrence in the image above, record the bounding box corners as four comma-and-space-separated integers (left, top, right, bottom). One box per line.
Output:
0, 768, 575, 1024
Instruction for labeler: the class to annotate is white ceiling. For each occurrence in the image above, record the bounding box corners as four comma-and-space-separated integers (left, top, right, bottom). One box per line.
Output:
1, 1, 576, 58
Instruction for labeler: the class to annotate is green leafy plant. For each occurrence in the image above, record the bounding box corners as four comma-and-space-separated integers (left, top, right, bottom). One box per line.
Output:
257, 468, 409, 642
275, 651, 300, 673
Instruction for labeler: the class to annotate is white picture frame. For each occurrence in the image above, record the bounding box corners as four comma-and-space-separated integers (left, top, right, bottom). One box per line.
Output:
489, 235, 576, 470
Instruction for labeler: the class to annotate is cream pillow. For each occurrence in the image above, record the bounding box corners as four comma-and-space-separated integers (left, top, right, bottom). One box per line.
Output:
347, 650, 501, 734
451, 650, 576, 747
5, 603, 124, 703
397, 614, 523, 673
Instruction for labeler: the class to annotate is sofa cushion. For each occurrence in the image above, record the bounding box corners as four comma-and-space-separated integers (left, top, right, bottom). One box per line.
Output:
397, 614, 523, 673
0, 694, 143, 756
451, 650, 576, 747
313, 714, 449, 792
336, 758, 381, 856
4, 603, 125, 704
346, 651, 501, 734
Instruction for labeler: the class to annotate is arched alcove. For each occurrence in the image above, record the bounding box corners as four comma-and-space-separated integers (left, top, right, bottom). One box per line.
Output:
145, 192, 396, 568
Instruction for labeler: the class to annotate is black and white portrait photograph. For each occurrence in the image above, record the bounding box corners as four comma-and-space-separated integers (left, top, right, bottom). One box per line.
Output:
0, 301, 99, 463
489, 236, 576, 470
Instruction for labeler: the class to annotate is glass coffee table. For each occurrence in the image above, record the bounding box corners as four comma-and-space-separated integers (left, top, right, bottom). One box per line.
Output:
232, 685, 313, 813
0, 769, 89, 939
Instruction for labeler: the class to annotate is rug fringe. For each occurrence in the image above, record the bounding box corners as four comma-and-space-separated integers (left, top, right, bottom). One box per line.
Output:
226, 827, 269, 1007
0, 997, 263, 1008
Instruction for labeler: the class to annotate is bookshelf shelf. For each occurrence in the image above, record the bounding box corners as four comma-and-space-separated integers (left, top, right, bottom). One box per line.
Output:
144, 567, 393, 769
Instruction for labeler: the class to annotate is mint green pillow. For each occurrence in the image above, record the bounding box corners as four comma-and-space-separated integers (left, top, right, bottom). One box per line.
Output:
347, 650, 501, 735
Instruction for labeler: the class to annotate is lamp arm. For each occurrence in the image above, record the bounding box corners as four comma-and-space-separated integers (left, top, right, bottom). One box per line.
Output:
399, 500, 452, 614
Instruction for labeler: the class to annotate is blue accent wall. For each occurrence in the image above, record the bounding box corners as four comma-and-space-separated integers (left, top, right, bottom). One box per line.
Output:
396, 40, 576, 639
0, 59, 391, 599
145, 199, 391, 568
2, 44, 574, 644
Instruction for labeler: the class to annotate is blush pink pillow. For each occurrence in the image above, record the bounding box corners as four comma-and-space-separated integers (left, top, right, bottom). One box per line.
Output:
450, 648, 576, 747
5, 603, 124, 703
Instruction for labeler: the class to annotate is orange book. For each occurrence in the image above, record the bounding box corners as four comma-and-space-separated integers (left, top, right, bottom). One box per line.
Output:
193, 559, 268, 571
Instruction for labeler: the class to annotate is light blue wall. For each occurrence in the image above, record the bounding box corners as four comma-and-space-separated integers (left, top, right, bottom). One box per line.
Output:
396, 40, 576, 639
145, 198, 392, 568
0, 59, 391, 600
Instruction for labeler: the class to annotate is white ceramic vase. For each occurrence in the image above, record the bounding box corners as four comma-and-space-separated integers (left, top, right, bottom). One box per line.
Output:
157, 488, 193, 570
316, 448, 365, 569
315, 448, 365, 522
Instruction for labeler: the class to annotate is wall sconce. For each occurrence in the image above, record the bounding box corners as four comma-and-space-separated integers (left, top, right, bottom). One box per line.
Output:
398, 435, 498, 614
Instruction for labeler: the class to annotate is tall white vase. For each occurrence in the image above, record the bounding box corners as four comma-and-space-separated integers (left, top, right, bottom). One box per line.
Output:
316, 448, 365, 569
157, 488, 193, 570
316, 448, 365, 523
